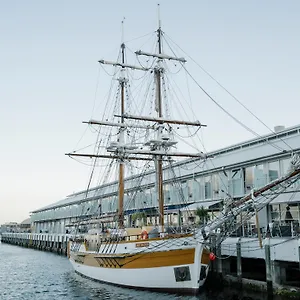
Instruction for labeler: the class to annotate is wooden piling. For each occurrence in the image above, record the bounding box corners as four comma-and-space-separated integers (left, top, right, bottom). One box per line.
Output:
236, 239, 242, 286
265, 239, 273, 300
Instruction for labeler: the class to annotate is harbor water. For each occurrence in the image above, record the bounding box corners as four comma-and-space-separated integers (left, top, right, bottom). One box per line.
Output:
0, 242, 275, 300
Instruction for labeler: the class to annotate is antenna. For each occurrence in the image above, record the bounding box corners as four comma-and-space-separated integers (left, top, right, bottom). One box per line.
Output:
157, 3, 161, 29
121, 17, 125, 44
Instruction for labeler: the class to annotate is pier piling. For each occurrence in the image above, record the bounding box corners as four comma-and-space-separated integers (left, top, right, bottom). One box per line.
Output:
0, 233, 70, 256
265, 239, 273, 300
236, 239, 242, 287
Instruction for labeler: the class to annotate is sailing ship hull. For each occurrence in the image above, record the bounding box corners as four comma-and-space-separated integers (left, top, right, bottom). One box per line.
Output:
68, 237, 210, 294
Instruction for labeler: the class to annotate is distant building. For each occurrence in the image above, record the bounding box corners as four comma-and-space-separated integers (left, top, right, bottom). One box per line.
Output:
0, 218, 31, 234
20, 218, 31, 233
0, 222, 18, 233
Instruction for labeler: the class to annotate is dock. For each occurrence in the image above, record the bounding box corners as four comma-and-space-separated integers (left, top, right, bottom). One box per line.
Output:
1, 233, 70, 255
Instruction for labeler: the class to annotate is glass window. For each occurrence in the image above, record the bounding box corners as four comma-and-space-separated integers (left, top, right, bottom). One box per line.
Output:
164, 189, 171, 204
280, 158, 299, 190
187, 179, 194, 200
144, 192, 152, 207
163, 183, 171, 205
231, 168, 243, 196
281, 158, 290, 176
204, 176, 212, 199
268, 161, 279, 182
232, 169, 241, 179
254, 164, 267, 188
212, 174, 220, 199
270, 204, 280, 222
294, 178, 300, 190
218, 170, 229, 198
169, 186, 180, 204
101, 199, 109, 213
164, 183, 171, 192
244, 166, 254, 191
182, 181, 189, 202
192, 177, 203, 201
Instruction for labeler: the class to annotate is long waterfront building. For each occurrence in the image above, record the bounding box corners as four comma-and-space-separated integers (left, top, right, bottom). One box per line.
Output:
30, 124, 300, 235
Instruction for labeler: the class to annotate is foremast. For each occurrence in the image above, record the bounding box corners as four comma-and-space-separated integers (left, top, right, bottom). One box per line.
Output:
100, 40, 148, 229
67, 38, 148, 229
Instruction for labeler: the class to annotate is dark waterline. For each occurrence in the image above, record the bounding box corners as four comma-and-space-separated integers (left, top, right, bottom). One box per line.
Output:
0, 242, 272, 300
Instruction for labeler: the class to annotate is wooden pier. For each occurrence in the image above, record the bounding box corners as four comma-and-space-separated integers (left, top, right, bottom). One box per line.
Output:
0, 233, 70, 255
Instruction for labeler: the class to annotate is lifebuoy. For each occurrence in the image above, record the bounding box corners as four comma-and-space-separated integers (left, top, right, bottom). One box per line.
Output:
141, 230, 148, 240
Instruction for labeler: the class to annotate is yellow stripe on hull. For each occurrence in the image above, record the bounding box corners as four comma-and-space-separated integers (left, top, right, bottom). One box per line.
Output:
72, 248, 195, 269
201, 248, 210, 264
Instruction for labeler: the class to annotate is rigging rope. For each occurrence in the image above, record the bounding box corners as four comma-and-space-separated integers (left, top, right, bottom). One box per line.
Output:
163, 33, 293, 152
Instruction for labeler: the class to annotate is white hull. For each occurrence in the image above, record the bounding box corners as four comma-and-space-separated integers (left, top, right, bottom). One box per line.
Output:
68, 236, 209, 293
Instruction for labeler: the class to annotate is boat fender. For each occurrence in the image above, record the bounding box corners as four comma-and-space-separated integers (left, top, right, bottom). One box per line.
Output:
141, 230, 148, 240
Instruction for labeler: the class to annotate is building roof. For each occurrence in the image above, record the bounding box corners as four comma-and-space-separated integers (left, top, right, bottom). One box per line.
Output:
20, 218, 31, 225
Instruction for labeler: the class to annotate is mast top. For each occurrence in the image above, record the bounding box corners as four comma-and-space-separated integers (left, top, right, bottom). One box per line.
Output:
157, 3, 161, 30
121, 17, 125, 47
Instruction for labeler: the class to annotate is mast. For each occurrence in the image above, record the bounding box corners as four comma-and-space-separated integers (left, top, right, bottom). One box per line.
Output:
134, 5, 196, 233
68, 10, 206, 234
155, 8, 164, 232
118, 21, 126, 229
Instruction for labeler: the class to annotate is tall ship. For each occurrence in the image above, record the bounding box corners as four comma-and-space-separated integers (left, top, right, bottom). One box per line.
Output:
66, 6, 300, 294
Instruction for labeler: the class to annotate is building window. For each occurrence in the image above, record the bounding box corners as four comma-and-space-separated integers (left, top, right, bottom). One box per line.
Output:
270, 204, 280, 222
212, 174, 220, 199
164, 188, 171, 205
204, 176, 212, 199
244, 166, 254, 191
254, 164, 267, 188
187, 179, 194, 200
280, 158, 290, 176
268, 161, 279, 182
231, 168, 243, 196
192, 178, 202, 201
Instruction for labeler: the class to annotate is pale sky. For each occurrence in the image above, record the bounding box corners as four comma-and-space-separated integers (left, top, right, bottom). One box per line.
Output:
1, 1, 300, 224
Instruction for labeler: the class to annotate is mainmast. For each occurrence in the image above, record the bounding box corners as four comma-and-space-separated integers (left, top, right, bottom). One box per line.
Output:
134, 5, 203, 233
118, 40, 126, 229
155, 16, 165, 232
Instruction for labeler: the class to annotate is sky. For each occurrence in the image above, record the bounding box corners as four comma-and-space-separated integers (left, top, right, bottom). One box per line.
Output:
1, 0, 300, 224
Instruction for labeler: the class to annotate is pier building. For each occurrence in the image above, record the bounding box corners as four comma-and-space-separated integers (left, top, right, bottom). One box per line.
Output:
30, 124, 300, 237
